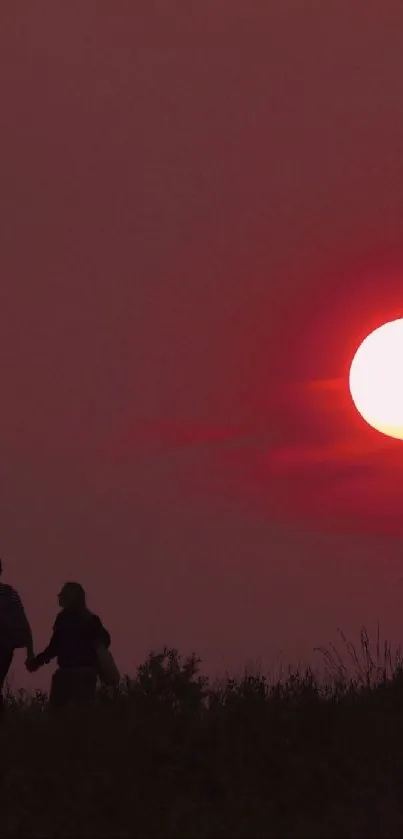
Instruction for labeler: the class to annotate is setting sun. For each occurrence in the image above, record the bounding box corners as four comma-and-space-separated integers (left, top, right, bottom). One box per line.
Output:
349, 319, 403, 440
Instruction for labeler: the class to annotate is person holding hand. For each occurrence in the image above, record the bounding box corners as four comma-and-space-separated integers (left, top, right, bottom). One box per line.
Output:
26, 581, 111, 710
0, 558, 35, 720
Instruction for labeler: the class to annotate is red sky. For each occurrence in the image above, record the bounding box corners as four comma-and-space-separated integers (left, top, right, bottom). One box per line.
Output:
2, 1, 403, 691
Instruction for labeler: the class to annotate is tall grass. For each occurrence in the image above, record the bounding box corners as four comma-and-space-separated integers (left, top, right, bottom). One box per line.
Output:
1, 630, 403, 838
314, 622, 403, 689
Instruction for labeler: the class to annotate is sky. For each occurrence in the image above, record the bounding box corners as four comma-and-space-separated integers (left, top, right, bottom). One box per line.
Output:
2, 1, 403, 691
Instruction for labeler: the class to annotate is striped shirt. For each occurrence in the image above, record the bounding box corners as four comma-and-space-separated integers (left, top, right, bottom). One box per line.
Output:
0, 583, 33, 650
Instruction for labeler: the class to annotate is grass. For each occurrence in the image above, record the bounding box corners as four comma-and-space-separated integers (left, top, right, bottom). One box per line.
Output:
1, 629, 403, 837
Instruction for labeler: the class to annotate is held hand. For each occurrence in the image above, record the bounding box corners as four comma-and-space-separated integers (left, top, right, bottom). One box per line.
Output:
25, 656, 38, 673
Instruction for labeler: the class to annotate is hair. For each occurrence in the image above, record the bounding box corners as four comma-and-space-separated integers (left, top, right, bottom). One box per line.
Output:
61, 581, 86, 609
0, 558, 2, 576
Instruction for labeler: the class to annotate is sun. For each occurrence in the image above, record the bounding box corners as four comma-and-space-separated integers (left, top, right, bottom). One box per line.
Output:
349, 318, 403, 440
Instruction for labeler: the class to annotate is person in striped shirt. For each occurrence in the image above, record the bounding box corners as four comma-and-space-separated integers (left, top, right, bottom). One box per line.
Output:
0, 558, 35, 719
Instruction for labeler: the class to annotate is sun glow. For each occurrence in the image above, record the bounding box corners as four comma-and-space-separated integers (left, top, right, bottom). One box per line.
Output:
349, 319, 403, 440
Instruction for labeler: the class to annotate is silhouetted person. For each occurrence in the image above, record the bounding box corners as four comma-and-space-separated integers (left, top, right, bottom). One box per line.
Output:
0, 558, 34, 720
26, 582, 110, 710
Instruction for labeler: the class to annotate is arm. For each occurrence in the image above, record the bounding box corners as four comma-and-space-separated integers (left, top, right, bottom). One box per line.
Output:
19, 605, 34, 658
9, 589, 34, 658
101, 626, 111, 649
33, 618, 61, 668
93, 616, 111, 649
25, 624, 34, 659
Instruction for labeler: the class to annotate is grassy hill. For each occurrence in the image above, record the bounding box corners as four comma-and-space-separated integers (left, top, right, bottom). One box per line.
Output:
1, 632, 403, 838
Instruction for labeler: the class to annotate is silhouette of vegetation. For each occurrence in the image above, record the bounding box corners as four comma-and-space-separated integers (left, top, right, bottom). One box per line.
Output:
1, 630, 403, 837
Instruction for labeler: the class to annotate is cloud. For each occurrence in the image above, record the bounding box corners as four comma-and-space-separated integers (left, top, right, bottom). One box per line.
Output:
96, 372, 403, 535
304, 377, 346, 393
110, 419, 251, 455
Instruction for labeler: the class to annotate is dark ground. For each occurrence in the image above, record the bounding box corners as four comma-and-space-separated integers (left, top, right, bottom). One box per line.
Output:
1, 643, 403, 838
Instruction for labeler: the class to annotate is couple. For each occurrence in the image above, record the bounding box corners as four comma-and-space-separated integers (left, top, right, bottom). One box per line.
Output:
0, 558, 113, 717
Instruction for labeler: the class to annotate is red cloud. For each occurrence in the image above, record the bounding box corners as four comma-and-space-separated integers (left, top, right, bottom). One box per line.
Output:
98, 373, 403, 536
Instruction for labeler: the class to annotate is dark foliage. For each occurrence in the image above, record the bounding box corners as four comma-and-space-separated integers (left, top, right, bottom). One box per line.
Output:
1, 631, 403, 837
